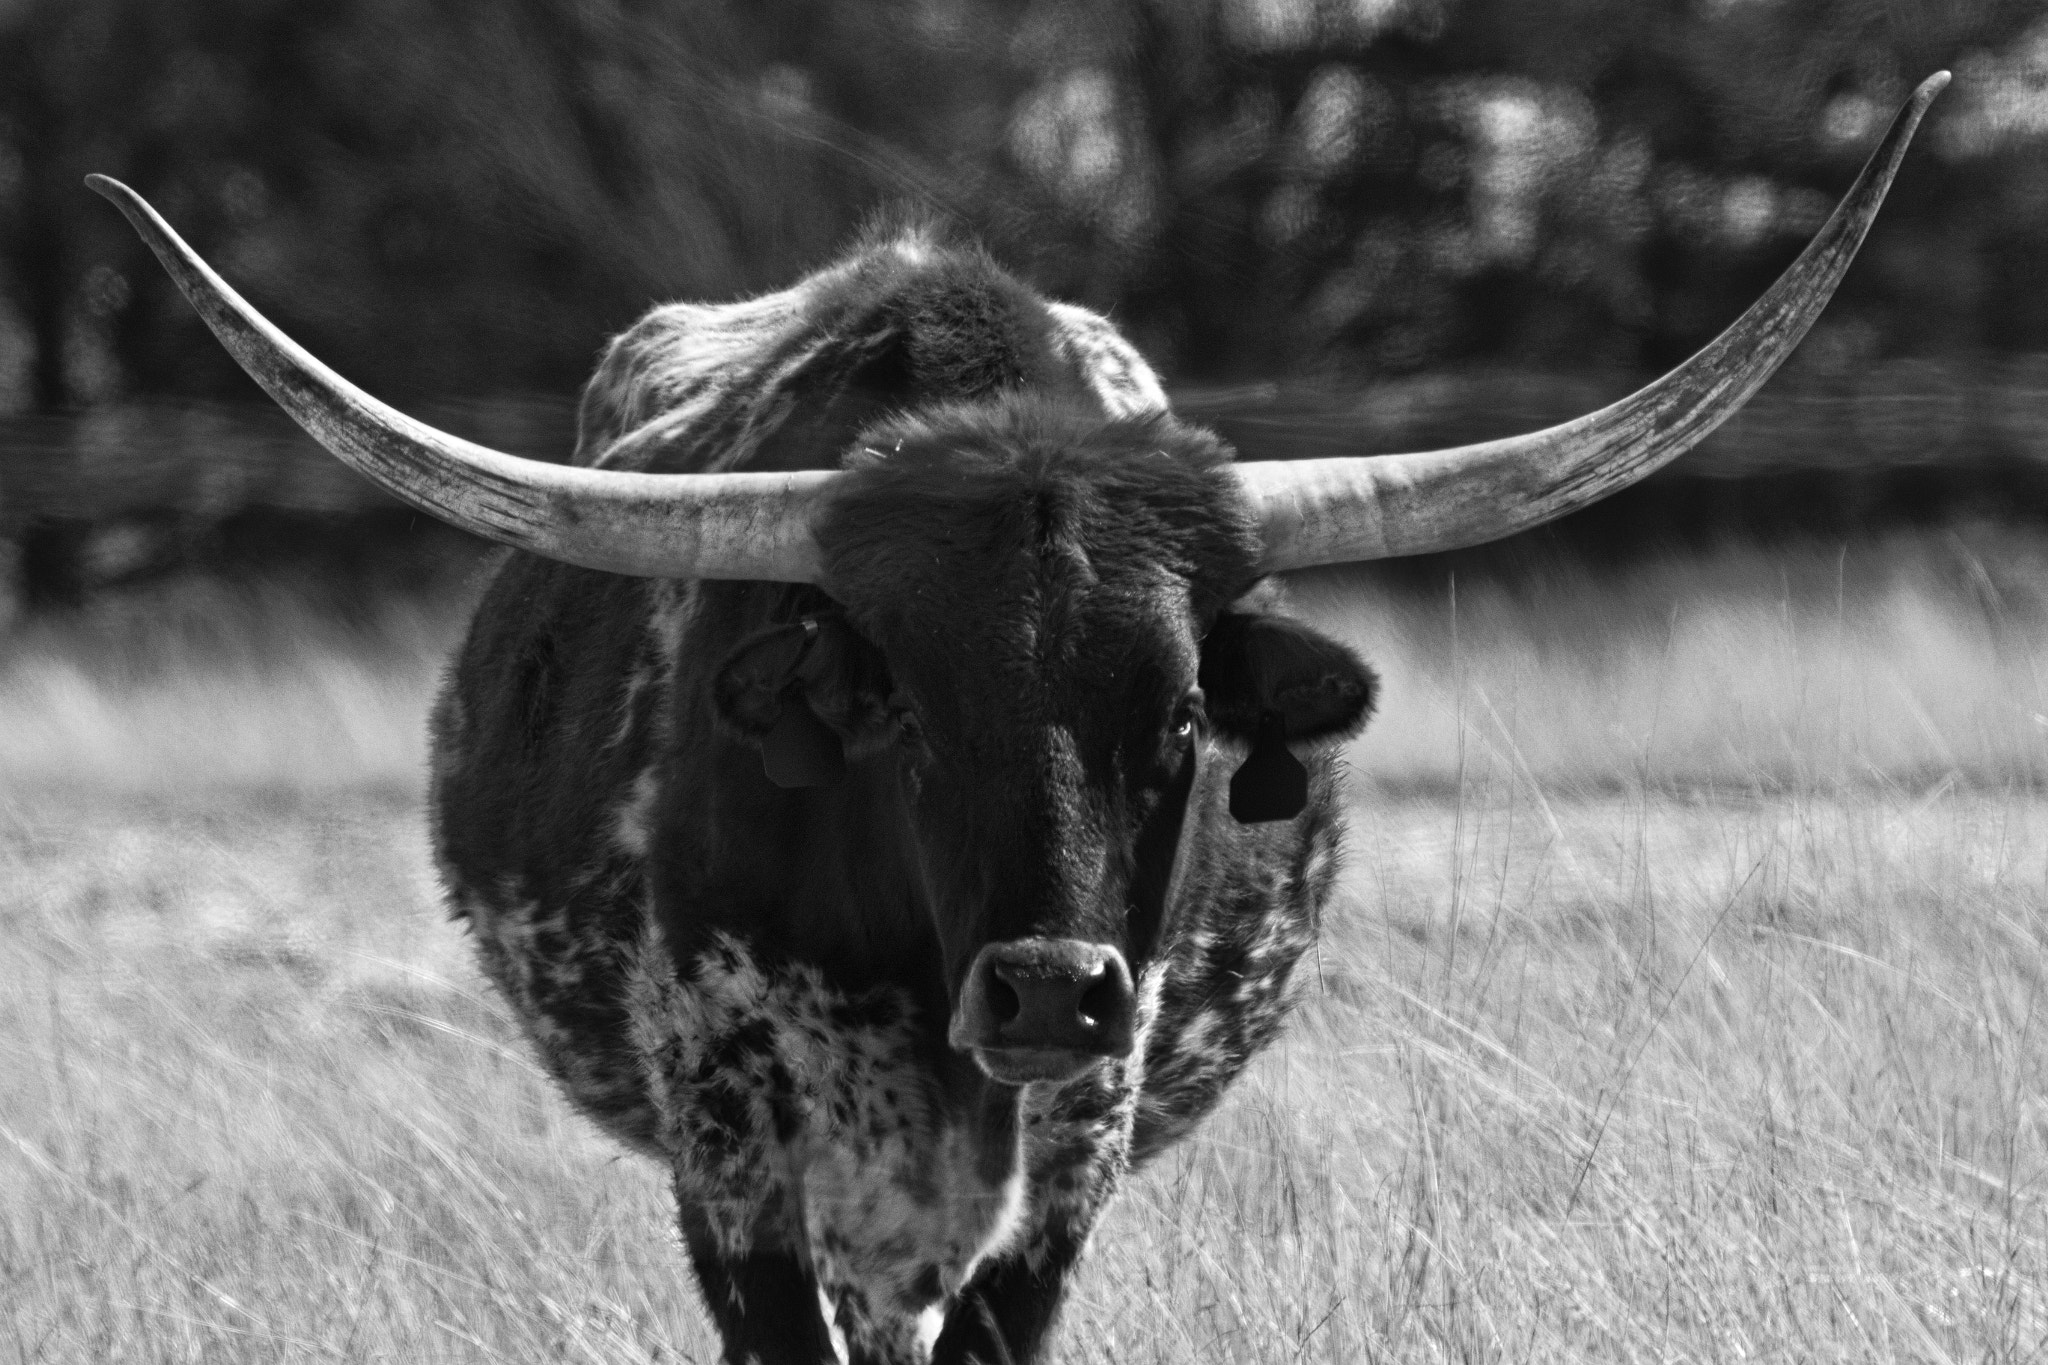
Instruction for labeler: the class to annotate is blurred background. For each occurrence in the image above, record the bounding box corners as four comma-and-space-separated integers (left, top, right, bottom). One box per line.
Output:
4, 0, 2048, 789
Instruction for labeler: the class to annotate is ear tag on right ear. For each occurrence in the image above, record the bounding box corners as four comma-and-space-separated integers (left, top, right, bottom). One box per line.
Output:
1229, 710, 1308, 823
761, 693, 846, 789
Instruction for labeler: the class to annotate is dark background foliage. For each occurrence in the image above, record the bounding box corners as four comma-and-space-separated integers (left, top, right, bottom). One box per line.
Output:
3, 0, 2047, 602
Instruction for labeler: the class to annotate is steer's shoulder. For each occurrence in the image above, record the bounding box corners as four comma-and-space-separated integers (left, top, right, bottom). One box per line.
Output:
430, 555, 684, 895
573, 272, 842, 473
573, 225, 1169, 476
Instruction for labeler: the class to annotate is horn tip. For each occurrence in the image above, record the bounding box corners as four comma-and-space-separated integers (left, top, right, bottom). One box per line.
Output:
1916, 70, 1952, 104
84, 173, 128, 202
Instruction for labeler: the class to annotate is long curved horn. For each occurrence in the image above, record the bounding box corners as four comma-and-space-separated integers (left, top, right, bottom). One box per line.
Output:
85, 175, 829, 582
1234, 71, 1949, 572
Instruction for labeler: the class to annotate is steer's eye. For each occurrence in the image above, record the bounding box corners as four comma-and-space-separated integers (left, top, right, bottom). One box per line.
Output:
1138, 695, 1204, 790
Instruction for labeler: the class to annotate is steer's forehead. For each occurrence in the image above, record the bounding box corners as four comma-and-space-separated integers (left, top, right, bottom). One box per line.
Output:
869, 486, 1199, 744
812, 400, 1263, 785
816, 398, 1254, 754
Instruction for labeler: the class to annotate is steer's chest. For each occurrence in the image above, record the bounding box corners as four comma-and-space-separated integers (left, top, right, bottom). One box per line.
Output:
624, 930, 1040, 1334
443, 825, 1142, 1357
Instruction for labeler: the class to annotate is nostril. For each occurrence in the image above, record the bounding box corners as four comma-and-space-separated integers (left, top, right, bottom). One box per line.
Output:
965, 940, 1136, 1060
1077, 975, 1122, 1030
986, 974, 1021, 1027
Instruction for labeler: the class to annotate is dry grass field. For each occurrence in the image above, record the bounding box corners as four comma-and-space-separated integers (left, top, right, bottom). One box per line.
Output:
4, 529, 2046, 1363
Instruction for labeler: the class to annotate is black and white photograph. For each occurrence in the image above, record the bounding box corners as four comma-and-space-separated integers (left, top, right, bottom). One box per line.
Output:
2, 2, 2044, 1361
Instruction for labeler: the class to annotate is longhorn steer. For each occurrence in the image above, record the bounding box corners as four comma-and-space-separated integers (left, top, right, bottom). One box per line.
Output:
93, 73, 1944, 1365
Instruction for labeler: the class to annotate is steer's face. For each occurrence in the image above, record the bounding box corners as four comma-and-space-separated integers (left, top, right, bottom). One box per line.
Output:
717, 398, 1375, 1085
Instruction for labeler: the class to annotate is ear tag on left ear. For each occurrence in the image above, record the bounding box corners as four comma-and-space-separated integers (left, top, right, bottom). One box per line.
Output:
762, 693, 846, 789
1229, 710, 1308, 823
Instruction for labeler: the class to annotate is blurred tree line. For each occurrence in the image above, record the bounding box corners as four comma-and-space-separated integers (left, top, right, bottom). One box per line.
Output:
7, 0, 2047, 407
4, 0, 2048, 607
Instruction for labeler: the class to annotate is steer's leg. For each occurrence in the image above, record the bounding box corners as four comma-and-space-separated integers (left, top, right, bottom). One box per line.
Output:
927, 1215, 1091, 1365
679, 1213, 840, 1365
828, 1288, 935, 1365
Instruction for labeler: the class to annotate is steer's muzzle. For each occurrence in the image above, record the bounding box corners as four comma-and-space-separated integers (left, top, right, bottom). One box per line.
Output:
951, 939, 1137, 1084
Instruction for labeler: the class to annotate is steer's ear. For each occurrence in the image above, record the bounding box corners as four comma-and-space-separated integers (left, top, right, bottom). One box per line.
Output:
713, 614, 893, 788
1198, 612, 1377, 822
